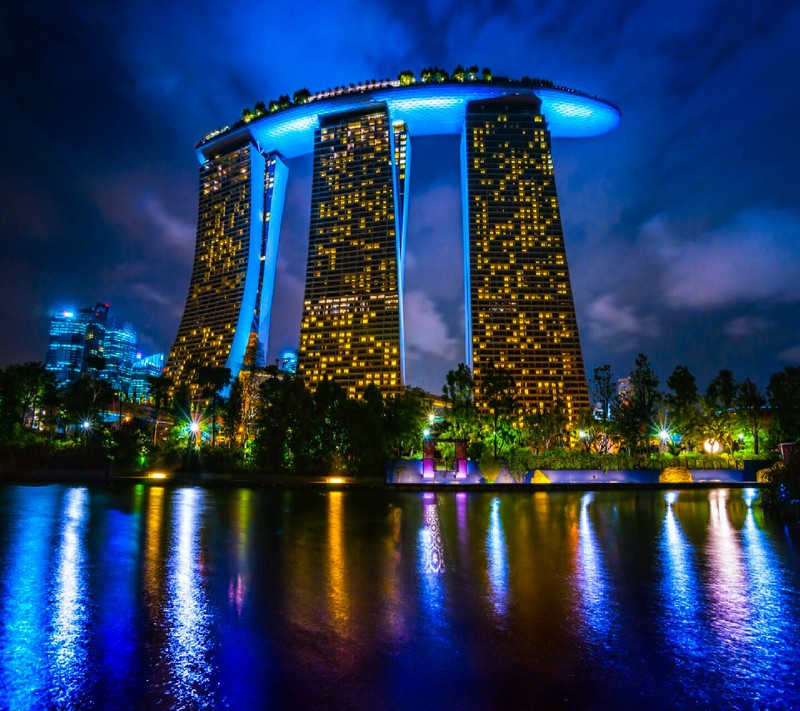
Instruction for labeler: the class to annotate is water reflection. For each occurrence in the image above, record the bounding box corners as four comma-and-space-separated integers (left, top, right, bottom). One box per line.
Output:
419, 493, 445, 574
327, 491, 349, 631
50, 487, 90, 706
706, 489, 751, 648
0, 487, 59, 708
658, 492, 707, 689
574, 492, 612, 644
0, 485, 797, 708
739, 490, 799, 705
486, 497, 509, 619
229, 489, 252, 616
164, 487, 214, 707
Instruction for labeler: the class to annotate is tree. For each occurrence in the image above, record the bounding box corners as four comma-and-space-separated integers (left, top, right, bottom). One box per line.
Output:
292, 88, 311, 104
62, 377, 114, 431
665, 364, 700, 449
398, 70, 416, 85
451, 64, 466, 81
481, 361, 517, 457
702, 369, 738, 454
590, 364, 616, 452
482, 67, 493, 81
442, 363, 475, 440
612, 353, 661, 455
737, 379, 766, 455
384, 387, 428, 457
222, 377, 244, 448
197, 366, 232, 447
521, 401, 568, 453
767, 366, 800, 445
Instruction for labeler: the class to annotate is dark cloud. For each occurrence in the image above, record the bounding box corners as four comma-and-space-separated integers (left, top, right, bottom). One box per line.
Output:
1, 0, 799, 390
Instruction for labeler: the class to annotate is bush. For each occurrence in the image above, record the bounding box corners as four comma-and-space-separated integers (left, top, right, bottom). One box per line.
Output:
659, 466, 693, 483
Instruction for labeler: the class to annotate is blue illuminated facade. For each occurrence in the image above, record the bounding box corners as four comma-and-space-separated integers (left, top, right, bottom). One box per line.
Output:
46, 304, 140, 394
168, 75, 619, 398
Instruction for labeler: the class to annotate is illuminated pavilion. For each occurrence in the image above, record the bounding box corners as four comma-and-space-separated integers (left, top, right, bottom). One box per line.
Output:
165, 73, 619, 413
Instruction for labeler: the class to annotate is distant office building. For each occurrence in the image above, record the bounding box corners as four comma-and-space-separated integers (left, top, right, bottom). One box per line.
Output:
465, 95, 589, 417
100, 317, 138, 395
45, 310, 90, 384
167, 72, 618, 407
45, 303, 109, 384
129, 352, 166, 403
279, 349, 298, 374
45, 303, 139, 394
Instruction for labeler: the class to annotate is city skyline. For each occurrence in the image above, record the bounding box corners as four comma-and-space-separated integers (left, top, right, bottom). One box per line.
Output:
1, 1, 799, 393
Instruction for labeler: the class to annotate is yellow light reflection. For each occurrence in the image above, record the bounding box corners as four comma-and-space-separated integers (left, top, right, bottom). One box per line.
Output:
327, 491, 349, 631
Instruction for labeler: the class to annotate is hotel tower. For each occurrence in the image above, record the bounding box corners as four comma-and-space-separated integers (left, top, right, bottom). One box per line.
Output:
166, 72, 619, 413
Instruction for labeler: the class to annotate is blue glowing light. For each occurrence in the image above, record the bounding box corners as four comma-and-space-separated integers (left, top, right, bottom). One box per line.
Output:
486, 498, 508, 619
197, 82, 619, 163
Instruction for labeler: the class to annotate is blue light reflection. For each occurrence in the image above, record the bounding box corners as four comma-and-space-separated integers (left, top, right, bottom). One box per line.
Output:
575, 493, 612, 645
165, 488, 215, 707
0, 487, 59, 708
486, 497, 509, 619
49, 487, 90, 706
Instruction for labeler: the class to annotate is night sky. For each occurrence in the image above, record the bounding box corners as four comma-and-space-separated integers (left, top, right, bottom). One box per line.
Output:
1, 0, 798, 394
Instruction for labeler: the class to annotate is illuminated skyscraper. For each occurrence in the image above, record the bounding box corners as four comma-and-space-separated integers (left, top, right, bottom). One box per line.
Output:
45, 303, 139, 394
297, 106, 408, 397
164, 141, 287, 392
465, 96, 589, 417
100, 317, 138, 395
170, 74, 618, 406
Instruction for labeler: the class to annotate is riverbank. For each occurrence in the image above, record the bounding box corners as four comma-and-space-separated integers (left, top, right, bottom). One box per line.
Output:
0, 468, 766, 491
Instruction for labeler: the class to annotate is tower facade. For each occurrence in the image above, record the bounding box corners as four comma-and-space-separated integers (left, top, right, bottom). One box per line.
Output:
464, 96, 589, 417
297, 106, 408, 397
164, 141, 287, 392
170, 76, 618, 408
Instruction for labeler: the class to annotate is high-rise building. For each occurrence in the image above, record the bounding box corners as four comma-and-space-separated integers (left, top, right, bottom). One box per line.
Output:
45, 302, 109, 385
100, 317, 138, 395
170, 73, 619, 411
164, 142, 287, 393
465, 95, 589, 417
297, 106, 408, 397
130, 352, 166, 403
45, 310, 89, 384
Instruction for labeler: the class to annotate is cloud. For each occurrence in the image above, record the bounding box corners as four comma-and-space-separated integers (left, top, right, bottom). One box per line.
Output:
403, 290, 460, 361
586, 293, 660, 352
778, 345, 800, 363
723, 316, 771, 339
649, 209, 800, 309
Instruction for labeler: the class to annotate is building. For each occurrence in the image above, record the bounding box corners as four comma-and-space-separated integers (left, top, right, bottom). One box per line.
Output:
45, 303, 109, 384
100, 317, 138, 395
164, 145, 287, 394
129, 352, 166, 403
465, 95, 589, 417
166, 72, 619, 408
45, 303, 140, 395
297, 106, 408, 396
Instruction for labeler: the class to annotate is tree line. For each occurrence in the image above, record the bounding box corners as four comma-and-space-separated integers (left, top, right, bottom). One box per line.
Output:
1, 356, 799, 477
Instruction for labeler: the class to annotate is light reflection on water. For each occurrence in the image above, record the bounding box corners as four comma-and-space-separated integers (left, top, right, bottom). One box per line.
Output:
485, 497, 509, 619
574, 492, 613, 647
164, 487, 214, 708
0, 484, 798, 708
658, 491, 710, 702
50, 488, 90, 707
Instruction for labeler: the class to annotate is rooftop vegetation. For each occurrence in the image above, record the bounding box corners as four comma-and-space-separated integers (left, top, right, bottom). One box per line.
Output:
200, 65, 603, 144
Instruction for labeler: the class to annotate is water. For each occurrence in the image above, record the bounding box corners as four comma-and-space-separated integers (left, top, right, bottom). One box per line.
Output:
0, 484, 798, 709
